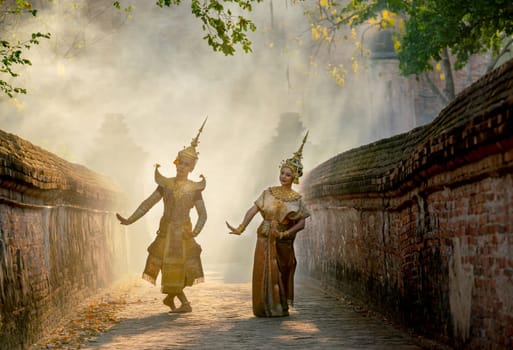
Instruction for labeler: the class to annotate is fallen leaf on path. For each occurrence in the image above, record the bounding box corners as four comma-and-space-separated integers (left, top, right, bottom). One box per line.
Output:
32, 281, 138, 349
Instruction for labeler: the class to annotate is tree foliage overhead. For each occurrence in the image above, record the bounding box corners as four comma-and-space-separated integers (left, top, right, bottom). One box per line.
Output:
314, 0, 513, 76
0, 0, 263, 98
0, 0, 50, 97
152, 0, 262, 56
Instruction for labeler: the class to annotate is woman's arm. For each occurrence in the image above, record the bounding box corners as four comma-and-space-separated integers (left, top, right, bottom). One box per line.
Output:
226, 204, 259, 235
116, 188, 162, 225
272, 218, 306, 239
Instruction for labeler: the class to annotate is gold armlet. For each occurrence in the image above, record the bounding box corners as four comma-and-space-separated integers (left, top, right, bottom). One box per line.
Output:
237, 224, 246, 233
279, 230, 290, 239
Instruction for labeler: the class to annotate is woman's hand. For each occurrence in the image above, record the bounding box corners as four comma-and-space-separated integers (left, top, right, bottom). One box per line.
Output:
116, 213, 130, 225
226, 221, 243, 235
270, 220, 280, 238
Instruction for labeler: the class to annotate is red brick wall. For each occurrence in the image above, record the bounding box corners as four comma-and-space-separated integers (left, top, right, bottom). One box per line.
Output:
0, 130, 127, 349
297, 59, 513, 349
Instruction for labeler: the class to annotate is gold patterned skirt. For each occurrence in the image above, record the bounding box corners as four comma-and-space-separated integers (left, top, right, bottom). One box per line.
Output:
252, 221, 296, 317
143, 229, 204, 294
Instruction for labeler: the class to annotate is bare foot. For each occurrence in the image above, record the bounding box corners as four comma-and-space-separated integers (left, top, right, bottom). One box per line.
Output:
171, 302, 192, 313
163, 295, 176, 311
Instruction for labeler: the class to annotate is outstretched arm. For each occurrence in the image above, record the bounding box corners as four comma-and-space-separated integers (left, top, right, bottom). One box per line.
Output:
116, 188, 162, 225
226, 204, 259, 235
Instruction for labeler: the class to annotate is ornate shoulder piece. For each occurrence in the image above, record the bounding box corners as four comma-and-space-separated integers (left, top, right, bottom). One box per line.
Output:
154, 164, 169, 187
190, 174, 206, 191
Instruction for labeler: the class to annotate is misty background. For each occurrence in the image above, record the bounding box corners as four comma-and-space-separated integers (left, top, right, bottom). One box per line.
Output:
0, 1, 407, 282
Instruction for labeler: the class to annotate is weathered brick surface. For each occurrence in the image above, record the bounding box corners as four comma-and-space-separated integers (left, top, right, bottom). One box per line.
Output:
0, 129, 127, 350
297, 59, 513, 349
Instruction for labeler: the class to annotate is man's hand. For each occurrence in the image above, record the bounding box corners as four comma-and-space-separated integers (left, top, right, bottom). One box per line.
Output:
184, 230, 195, 239
116, 213, 130, 225
226, 221, 243, 235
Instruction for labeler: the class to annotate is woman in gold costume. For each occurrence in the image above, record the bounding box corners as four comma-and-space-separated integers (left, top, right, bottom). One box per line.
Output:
116, 120, 207, 313
226, 133, 310, 317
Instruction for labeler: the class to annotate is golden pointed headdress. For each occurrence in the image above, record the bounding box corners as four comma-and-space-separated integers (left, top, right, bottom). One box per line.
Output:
281, 131, 308, 184
177, 116, 207, 164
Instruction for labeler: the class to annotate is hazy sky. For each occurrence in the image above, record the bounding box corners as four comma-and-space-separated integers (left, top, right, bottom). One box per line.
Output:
0, 1, 404, 281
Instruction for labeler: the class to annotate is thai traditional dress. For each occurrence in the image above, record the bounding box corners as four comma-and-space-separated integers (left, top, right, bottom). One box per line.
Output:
252, 186, 310, 317
129, 169, 206, 294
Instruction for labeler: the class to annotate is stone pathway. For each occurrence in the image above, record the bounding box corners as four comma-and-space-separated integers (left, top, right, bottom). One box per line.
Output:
72, 266, 447, 350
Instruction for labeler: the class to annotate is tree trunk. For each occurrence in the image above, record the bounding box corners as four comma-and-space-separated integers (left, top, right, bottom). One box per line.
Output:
441, 47, 455, 100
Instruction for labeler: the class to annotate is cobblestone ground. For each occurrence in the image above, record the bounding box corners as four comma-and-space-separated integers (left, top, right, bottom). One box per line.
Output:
55, 265, 450, 350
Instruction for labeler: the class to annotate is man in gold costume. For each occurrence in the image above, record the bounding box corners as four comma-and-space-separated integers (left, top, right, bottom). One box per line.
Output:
116, 120, 207, 313
226, 132, 310, 317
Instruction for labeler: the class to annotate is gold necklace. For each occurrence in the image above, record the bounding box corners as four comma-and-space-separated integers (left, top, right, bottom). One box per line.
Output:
269, 186, 301, 202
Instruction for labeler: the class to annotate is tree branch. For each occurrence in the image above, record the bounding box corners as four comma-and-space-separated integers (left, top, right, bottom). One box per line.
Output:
486, 37, 513, 72
421, 72, 449, 105
441, 47, 455, 100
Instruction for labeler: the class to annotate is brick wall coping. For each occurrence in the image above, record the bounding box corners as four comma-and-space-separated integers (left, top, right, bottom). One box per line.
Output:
0, 129, 119, 209
303, 58, 513, 200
